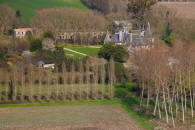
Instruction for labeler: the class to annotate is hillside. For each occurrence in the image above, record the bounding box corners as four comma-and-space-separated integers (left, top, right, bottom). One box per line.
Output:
157, 2, 195, 20
0, 0, 87, 23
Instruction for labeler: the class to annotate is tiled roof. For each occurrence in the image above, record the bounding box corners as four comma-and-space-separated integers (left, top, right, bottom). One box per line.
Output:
14, 28, 33, 31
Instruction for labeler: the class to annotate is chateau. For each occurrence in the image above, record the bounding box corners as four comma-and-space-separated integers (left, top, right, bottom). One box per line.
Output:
104, 22, 154, 51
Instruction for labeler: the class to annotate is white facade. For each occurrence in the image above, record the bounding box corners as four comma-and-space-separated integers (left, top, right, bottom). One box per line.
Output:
14, 28, 33, 38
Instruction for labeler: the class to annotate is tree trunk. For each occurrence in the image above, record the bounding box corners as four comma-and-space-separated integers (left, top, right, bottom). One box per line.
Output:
158, 99, 162, 119
94, 64, 98, 100
86, 60, 90, 100
79, 60, 83, 100
55, 66, 59, 99
181, 96, 185, 123
140, 81, 145, 107
21, 65, 25, 102
12, 67, 17, 102
5, 72, 9, 102
163, 87, 169, 124
38, 67, 42, 101
47, 70, 51, 101
101, 61, 105, 100
147, 86, 150, 108
153, 92, 159, 116
62, 62, 67, 100
29, 65, 34, 102
71, 62, 75, 100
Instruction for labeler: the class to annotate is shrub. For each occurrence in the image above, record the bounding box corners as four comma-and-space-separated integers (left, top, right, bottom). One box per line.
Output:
115, 87, 129, 98
17, 42, 29, 53
42, 38, 55, 51
114, 83, 139, 98
115, 62, 129, 83
43, 31, 54, 39
30, 39, 42, 52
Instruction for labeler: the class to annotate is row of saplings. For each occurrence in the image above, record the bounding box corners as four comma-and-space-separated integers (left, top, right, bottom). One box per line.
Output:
131, 44, 195, 127
0, 58, 115, 103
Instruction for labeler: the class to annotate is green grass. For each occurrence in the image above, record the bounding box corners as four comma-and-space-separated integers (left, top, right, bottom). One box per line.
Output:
64, 45, 100, 56
64, 49, 85, 59
0, 84, 110, 100
0, 0, 87, 23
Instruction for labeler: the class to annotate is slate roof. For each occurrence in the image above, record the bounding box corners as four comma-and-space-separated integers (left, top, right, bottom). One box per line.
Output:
104, 22, 154, 51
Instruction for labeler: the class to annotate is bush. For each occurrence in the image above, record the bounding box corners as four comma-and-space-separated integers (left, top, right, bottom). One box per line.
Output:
17, 42, 29, 53
115, 88, 129, 98
114, 83, 139, 98
115, 62, 129, 83
30, 39, 42, 52
98, 42, 129, 63
43, 31, 54, 39
35, 47, 67, 65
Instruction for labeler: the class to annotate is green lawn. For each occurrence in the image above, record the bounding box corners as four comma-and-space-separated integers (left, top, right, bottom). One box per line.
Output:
0, 0, 87, 23
64, 45, 100, 57
64, 49, 85, 59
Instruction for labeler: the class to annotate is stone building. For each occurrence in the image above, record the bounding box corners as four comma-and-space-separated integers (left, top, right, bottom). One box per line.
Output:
104, 22, 154, 52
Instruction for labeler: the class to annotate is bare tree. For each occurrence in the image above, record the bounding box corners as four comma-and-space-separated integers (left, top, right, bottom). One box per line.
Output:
0, 4, 16, 34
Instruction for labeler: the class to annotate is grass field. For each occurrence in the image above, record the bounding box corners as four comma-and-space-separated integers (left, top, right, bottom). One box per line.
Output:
0, 0, 87, 23
63, 45, 101, 59
64, 49, 85, 59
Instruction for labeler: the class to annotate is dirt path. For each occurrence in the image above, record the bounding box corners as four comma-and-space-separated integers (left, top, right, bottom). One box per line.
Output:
64, 48, 87, 56
0, 105, 142, 130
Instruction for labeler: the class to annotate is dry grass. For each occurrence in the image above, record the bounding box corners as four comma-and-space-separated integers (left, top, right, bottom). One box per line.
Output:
156, 2, 195, 19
